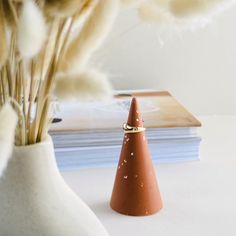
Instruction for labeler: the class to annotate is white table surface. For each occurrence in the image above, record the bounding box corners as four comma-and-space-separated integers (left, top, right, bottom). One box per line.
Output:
62, 116, 236, 236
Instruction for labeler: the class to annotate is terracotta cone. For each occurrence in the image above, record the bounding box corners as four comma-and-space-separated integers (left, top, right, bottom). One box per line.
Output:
110, 97, 163, 216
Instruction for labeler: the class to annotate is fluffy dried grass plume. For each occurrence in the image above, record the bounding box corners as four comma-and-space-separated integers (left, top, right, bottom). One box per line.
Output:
59, 0, 119, 73
0, 103, 18, 177
131, 0, 236, 25
45, 0, 88, 17
120, 0, 144, 7
170, 0, 209, 17
54, 69, 113, 101
137, 0, 236, 30
170, 0, 236, 18
138, 2, 173, 23
17, 0, 47, 58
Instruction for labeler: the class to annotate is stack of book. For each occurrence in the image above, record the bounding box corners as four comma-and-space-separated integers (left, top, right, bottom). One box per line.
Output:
50, 91, 202, 170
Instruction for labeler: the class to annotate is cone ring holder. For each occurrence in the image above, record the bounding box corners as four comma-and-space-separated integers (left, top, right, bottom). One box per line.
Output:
110, 97, 163, 216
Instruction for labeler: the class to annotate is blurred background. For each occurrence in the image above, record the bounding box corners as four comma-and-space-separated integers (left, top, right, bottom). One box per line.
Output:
95, 6, 236, 115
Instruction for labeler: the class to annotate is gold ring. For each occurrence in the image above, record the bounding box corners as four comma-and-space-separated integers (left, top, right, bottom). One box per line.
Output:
123, 123, 146, 133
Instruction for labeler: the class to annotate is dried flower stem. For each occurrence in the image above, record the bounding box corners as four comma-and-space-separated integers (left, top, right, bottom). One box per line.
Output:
0, 0, 113, 146
7, 0, 18, 26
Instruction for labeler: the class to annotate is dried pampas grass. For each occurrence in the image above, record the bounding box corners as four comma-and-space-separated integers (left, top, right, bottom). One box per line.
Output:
138, 2, 173, 23
169, 0, 207, 17
170, 0, 236, 18
17, 0, 47, 58
54, 69, 113, 101
120, 0, 144, 8
2, 1, 15, 27
133, 0, 236, 28
0, 103, 18, 177
0, 2, 8, 69
0, 0, 118, 145
59, 0, 119, 73
45, 0, 87, 18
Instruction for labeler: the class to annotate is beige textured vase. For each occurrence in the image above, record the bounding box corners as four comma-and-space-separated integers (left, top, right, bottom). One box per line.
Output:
0, 136, 108, 236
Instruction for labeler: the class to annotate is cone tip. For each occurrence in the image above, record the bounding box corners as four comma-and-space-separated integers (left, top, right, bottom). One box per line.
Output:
127, 97, 143, 127
131, 96, 137, 104
130, 97, 139, 112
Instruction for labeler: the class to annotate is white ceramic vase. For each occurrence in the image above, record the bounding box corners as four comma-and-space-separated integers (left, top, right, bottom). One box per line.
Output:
0, 136, 108, 236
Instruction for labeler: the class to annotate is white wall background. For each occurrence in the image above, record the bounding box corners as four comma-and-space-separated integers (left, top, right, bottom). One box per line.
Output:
95, 6, 236, 115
